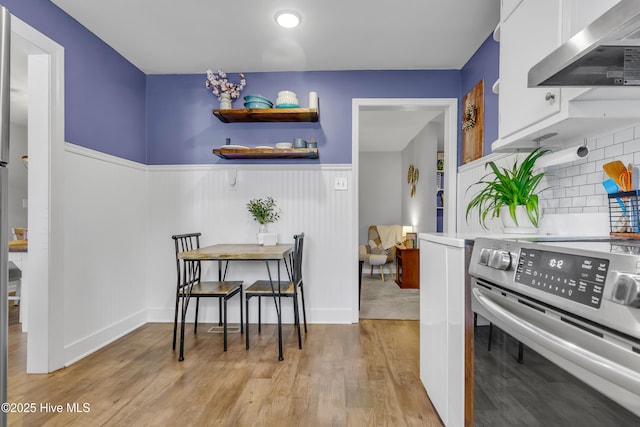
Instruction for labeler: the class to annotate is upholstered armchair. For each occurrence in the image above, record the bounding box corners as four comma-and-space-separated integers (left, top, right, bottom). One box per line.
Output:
359, 225, 402, 281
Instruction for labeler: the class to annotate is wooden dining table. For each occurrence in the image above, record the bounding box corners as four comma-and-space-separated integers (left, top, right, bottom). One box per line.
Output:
178, 243, 294, 360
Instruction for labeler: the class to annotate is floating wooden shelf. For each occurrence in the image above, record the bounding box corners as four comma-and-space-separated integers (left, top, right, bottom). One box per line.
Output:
212, 107, 319, 123
212, 147, 319, 160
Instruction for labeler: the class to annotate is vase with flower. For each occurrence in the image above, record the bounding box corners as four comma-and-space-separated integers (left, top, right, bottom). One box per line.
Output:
205, 69, 247, 110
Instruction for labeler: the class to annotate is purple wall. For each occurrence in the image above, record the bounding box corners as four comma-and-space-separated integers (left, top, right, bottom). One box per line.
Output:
0, 0, 147, 163
460, 34, 500, 160
2, 1, 499, 166
147, 70, 461, 165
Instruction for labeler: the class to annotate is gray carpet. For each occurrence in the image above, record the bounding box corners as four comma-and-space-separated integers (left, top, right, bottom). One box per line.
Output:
359, 273, 419, 320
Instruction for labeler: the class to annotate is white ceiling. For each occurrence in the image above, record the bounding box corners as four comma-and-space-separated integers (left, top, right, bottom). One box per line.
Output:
360, 108, 444, 152
50, 0, 500, 74
15, 1, 500, 150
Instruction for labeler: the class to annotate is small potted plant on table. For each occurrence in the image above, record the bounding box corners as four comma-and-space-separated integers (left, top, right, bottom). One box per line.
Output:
247, 197, 281, 245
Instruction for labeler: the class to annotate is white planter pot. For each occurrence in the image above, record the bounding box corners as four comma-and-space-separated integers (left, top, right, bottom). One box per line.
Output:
260, 232, 278, 246
257, 224, 278, 246
500, 205, 539, 234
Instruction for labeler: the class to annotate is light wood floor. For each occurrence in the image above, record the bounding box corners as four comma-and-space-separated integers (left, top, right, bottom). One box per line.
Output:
7, 304, 442, 426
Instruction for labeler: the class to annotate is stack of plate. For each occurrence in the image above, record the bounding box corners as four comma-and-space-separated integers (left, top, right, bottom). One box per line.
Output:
276, 90, 299, 108
244, 95, 273, 109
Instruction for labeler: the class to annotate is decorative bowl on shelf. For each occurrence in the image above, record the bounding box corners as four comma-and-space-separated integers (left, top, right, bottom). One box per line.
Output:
275, 103, 299, 108
244, 101, 273, 109
277, 90, 297, 97
275, 142, 293, 149
275, 95, 298, 106
293, 138, 307, 148
244, 94, 272, 105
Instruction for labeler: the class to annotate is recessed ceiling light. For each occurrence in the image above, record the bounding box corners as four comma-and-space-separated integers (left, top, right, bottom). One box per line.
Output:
275, 10, 301, 28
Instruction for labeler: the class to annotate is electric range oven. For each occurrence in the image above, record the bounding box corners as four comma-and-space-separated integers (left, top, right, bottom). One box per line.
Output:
469, 236, 640, 426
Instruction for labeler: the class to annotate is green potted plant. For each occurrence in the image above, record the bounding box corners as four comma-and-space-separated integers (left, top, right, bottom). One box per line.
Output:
465, 148, 549, 233
247, 197, 281, 244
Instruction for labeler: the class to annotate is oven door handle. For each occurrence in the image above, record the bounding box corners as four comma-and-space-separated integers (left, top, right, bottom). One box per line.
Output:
473, 287, 640, 396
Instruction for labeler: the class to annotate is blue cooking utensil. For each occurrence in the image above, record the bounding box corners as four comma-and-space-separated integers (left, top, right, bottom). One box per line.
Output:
602, 179, 626, 215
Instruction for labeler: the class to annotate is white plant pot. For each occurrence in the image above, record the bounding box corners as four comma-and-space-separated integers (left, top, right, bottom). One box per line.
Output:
258, 232, 277, 246
500, 205, 539, 234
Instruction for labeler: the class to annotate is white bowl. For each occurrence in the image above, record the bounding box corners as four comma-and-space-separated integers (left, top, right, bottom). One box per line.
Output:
278, 90, 297, 98
276, 96, 299, 106
275, 142, 293, 149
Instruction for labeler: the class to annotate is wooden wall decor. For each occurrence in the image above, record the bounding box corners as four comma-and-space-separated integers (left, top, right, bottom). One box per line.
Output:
407, 164, 419, 198
461, 80, 484, 165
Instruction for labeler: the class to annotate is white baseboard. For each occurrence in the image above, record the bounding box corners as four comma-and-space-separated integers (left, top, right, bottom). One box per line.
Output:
64, 309, 147, 367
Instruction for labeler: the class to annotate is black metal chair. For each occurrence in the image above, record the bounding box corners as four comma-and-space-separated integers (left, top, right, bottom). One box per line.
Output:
244, 233, 307, 350
172, 233, 243, 360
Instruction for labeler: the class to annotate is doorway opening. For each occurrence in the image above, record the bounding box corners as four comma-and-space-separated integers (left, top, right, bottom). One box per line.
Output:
10, 16, 65, 373
352, 98, 458, 322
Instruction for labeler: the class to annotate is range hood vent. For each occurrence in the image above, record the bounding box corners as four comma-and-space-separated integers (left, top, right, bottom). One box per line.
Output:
529, 0, 640, 87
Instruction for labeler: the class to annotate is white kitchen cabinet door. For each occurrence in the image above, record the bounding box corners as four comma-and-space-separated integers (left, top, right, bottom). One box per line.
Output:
499, 0, 562, 139
420, 238, 466, 427
563, 0, 620, 40
420, 240, 448, 425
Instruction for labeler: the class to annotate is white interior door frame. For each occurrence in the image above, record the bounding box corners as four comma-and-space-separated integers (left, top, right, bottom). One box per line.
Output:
12, 16, 65, 373
351, 98, 458, 322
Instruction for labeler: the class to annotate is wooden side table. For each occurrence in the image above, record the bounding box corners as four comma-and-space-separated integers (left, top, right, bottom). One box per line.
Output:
395, 246, 420, 289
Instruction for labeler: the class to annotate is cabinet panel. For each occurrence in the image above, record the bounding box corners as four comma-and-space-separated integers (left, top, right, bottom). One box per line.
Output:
499, 0, 562, 139
419, 239, 467, 427
563, 0, 620, 40
395, 248, 419, 289
420, 241, 449, 424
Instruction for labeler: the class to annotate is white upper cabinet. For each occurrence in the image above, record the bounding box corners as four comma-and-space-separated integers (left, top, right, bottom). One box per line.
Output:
564, 0, 620, 39
493, 0, 640, 152
498, 0, 562, 140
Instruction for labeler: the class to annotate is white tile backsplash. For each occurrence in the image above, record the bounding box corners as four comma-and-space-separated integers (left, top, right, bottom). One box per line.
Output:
614, 127, 634, 144
604, 143, 624, 158
573, 174, 587, 186
540, 124, 640, 217
596, 133, 614, 148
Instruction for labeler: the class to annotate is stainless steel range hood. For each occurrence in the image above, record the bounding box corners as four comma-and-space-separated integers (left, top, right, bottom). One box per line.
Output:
529, 0, 640, 87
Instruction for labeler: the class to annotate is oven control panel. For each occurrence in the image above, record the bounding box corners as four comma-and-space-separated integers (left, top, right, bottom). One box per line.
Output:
515, 248, 610, 308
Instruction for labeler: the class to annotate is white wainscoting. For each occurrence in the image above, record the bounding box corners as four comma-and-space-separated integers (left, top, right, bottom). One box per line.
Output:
63, 144, 149, 365
57, 145, 356, 367
146, 164, 356, 326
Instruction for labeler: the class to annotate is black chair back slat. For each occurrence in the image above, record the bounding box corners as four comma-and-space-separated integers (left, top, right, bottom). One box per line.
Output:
172, 233, 202, 291
170, 232, 243, 359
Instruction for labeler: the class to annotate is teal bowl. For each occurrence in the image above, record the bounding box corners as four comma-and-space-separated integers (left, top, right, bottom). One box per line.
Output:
244, 95, 272, 105
244, 101, 272, 109
276, 103, 299, 108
